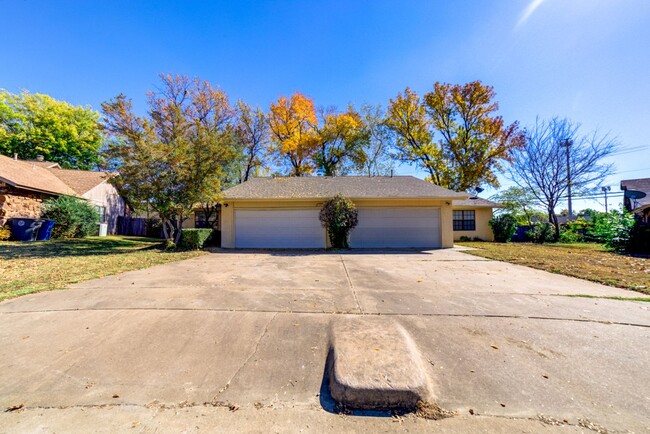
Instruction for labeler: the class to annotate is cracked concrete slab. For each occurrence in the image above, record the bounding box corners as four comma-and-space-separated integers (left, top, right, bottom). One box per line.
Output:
1, 249, 648, 432
0, 406, 592, 433
0, 310, 276, 407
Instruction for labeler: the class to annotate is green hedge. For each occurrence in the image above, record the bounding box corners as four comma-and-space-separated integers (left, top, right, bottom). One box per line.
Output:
179, 228, 213, 250
489, 214, 517, 243
41, 196, 99, 238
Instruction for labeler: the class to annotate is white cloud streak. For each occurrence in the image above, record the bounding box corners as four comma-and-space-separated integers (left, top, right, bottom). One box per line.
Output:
514, 0, 545, 31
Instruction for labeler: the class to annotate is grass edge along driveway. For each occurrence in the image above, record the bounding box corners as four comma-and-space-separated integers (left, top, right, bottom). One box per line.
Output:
0, 236, 205, 302
457, 242, 649, 295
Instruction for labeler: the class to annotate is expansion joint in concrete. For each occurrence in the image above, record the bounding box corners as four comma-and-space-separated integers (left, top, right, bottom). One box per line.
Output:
339, 256, 362, 314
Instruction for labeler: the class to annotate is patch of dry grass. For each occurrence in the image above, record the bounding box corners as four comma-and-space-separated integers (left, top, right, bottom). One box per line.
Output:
0, 236, 205, 301
457, 242, 650, 294
415, 401, 456, 420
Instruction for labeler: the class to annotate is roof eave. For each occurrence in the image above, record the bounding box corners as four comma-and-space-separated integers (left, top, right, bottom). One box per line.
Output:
453, 204, 505, 208
224, 195, 469, 201
0, 179, 76, 197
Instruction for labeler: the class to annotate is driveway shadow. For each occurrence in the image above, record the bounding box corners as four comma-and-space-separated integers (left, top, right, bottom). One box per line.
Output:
318, 349, 407, 417
0, 237, 163, 260
205, 248, 441, 257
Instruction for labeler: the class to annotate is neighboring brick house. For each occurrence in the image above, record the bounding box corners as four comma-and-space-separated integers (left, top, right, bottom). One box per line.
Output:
0, 154, 126, 234
0, 155, 76, 227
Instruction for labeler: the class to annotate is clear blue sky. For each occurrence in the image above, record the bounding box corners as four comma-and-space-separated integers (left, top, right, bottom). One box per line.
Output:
2, 0, 649, 211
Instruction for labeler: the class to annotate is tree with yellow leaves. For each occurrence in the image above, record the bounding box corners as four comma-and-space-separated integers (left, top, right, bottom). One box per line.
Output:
313, 106, 369, 176
268, 92, 319, 176
386, 82, 525, 191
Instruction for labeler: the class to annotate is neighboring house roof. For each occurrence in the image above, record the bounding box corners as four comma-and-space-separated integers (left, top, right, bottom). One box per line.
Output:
620, 177, 650, 211
0, 154, 78, 196
223, 176, 468, 200
24, 160, 62, 169
452, 197, 504, 208
47, 168, 111, 195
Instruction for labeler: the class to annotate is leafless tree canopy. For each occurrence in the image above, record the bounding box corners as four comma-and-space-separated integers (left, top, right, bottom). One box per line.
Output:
357, 105, 395, 177
508, 117, 617, 237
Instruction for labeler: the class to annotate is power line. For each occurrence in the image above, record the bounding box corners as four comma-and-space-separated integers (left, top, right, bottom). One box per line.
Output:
564, 195, 623, 201
559, 192, 624, 200
613, 167, 650, 175
610, 145, 650, 157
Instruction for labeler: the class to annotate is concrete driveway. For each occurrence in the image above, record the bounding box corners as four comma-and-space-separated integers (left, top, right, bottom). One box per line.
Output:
1, 248, 648, 433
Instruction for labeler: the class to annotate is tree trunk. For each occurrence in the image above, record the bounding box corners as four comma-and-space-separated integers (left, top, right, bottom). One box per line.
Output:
548, 208, 560, 241
173, 217, 184, 245
162, 218, 171, 240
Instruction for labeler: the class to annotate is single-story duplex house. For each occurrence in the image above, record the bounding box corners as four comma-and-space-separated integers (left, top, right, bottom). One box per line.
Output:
0, 154, 126, 233
219, 175, 500, 249
620, 177, 650, 223
451, 197, 503, 241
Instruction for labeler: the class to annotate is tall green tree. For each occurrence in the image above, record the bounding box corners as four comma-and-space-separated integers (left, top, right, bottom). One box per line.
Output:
101, 74, 236, 242
385, 82, 525, 191
0, 90, 102, 169
491, 186, 541, 225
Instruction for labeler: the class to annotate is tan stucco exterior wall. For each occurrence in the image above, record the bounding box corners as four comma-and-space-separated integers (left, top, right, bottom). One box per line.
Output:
452, 207, 494, 241
182, 209, 221, 229
221, 198, 456, 249
83, 183, 126, 234
221, 202, 235, 247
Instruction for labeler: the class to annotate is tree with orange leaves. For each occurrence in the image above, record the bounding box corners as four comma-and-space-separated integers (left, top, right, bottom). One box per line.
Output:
268, 92, 319, 176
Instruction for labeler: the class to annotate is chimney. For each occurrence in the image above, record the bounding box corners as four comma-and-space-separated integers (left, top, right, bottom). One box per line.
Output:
36, 155, 44, 162
14, 153, 18, 160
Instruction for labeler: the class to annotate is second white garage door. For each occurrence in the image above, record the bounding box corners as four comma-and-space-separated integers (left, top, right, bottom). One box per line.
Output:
234, 209, 325, 248
349, 207, 441, 248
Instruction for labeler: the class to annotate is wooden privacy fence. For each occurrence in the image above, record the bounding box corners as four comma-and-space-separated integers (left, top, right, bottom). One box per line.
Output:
116, 216, 162, 238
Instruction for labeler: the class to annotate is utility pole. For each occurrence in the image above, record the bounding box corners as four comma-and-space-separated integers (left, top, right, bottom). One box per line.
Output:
564, 139, 573, 221
601, 186, 611, 213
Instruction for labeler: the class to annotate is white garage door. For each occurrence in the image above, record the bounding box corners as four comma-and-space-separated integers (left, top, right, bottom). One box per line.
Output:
235, 209, 325, 248
350, 207, 441, 248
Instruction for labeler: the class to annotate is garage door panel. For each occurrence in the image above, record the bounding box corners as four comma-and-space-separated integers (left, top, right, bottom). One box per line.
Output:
235, 209, 325, 248
350, 207, 441, 248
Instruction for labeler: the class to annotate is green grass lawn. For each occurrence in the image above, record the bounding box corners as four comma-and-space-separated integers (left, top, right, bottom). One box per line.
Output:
457, 242, 650, 294
0, 236, 205, 302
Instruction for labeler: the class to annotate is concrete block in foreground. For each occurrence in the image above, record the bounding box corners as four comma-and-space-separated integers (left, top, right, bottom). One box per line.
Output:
328, 317, 433, 410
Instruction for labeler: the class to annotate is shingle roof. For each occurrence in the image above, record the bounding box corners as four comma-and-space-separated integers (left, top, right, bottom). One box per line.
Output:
620, 177, 650, 210
452, 197, 504, 208
47, 168, 111, 195
223, 176, 468, 200
0, 154, 77, 196
24, 160, 61, 169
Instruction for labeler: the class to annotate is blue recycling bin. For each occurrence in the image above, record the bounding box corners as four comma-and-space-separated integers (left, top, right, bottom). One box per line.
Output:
36, 219, 55, 241
10, 218, 43, 241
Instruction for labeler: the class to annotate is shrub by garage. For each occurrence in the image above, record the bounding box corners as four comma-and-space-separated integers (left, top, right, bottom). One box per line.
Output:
179, 228, 213, 250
